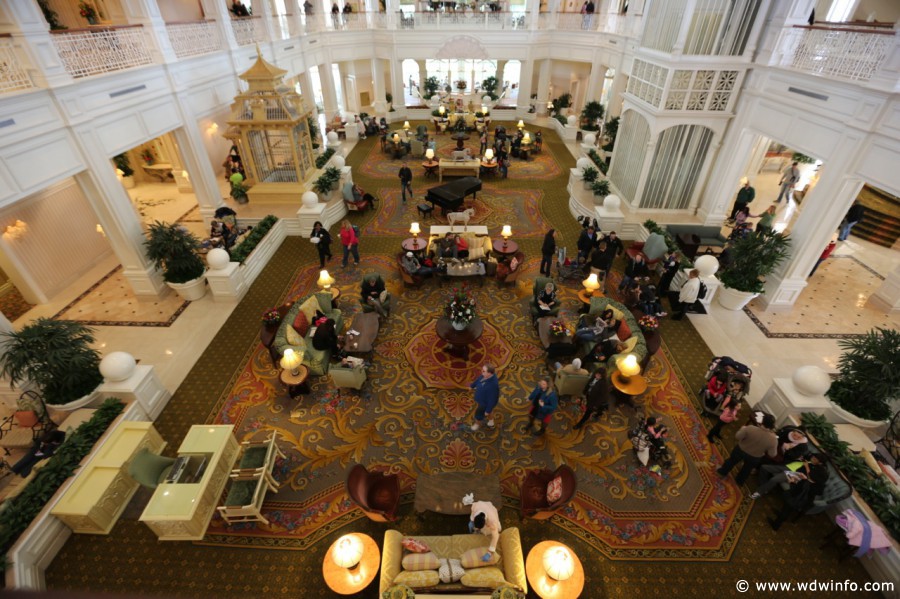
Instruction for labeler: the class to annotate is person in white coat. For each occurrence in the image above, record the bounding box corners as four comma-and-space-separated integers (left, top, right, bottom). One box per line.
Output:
468, 500, 502, 560
672, 269, 700, 320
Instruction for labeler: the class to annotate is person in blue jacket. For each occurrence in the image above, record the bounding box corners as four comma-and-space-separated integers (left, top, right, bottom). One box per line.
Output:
524, 377, 559, 436
470, 363, 499, 431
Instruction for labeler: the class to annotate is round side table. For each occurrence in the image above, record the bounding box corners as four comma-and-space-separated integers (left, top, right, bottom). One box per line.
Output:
322, 533, 380, 595
525, 540, 584, 599
280, 365, 310, 399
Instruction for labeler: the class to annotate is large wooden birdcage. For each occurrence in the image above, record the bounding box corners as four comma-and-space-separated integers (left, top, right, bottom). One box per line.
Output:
225, 51, 315, 203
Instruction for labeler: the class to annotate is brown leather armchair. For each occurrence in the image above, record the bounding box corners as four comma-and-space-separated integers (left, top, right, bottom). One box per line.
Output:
519, 464, 576, 520
346, 464, 400, 522
495, 251, 525, 286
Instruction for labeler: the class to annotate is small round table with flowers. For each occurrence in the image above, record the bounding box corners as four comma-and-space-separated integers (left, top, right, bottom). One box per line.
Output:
436, 316, 483, 360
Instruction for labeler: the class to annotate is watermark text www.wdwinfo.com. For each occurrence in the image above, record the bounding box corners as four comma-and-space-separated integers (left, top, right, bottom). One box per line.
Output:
735, 579, 895, 593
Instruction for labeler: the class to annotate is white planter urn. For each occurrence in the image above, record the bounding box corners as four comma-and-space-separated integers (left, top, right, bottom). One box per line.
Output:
451, 320, 468, 331
49, 387, 102, 412
717, 286, 758, 311
167, 274, 207, 301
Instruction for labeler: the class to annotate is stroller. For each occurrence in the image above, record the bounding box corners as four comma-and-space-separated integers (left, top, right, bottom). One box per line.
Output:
556, 248, 587, 284
728, 222, 753, 242
629, 414, 673, 470
700, 356, 751, 417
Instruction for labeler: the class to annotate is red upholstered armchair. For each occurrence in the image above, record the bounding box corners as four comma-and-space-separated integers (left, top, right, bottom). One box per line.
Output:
519, 464, 577, 520
346, 464, 400, 522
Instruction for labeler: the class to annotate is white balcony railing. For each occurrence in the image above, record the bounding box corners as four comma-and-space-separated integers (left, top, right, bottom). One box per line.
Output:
165, 20, 222, 59
50, 26, 152, 79
783, 25, 896, 82
396, 11, 527, 31
231, 16, 266, 46
0, 34, 35, 93
270, 14, 304, 40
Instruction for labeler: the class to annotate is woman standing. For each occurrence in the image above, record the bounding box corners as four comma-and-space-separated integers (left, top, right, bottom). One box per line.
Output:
753, 205, 777, 234
524, 377, 559, 436
540, 229, 557, 276
310, 221, 332, 268
339, 220, 360, 267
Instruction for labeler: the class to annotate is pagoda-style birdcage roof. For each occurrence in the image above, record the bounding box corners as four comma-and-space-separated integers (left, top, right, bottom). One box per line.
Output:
227, 49, 309, 125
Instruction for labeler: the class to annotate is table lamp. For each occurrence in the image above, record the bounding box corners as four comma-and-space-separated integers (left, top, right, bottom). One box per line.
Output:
392, 133, 400, 143
409, 222, 421, 248
523, 132, 531, 144
439, 105, 445, 116
332, 534, 364, 572
547, 101, 554, 110
425, 148, 435, 161
481, 105, 488, 115
317, 269, 335, 290
582, 273, 601, 296
500, 225, 512, 250
280, 348, 303, 377
543, 545, 575, 581
517, 119, 525, 130
617, 354, 641, 384
484, 148, 494, 162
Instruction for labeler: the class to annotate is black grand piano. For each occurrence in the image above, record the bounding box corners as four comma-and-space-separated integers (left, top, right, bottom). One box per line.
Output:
425, 177, 482, 215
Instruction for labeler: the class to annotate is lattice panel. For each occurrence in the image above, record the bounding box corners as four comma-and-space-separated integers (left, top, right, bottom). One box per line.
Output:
0, 39, 33, 93
663, 69, 739, 112
50, 27, 152, 79
626, 58, 669, 109
166, 21, 222, 59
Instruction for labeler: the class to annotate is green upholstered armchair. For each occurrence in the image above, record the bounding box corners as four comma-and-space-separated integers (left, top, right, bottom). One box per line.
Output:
529, 276, 561, 321
272, 292, 344, 376
554, 369, 591, 399
128, 448, 176, 489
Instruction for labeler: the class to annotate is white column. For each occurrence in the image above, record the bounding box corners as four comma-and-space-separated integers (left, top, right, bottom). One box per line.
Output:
606, 70, 627, 118
671, 0, 697, 56
117, 0, 179, 64
0, 2, 73, 87
516, 59, 534, 114
372, 57, 387, 116
495, 59, 506, 91
630, 137, 657, 209
535, 59, 551, 116
586, 63, 606, 102
758, 172, 865, 311
389, 58, 404, 114
254, 0, 279, 42
320, 60, 339, 121
199, 0, 241, 52
172, 121, 225, 222
868, 265, 900, 314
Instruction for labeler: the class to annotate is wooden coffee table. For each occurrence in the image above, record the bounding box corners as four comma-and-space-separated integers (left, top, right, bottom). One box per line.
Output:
344, 312, 380, 355
611, 371, 647, 410
414, 472, 502, 515
536, 316, 577, 360
435, 316, 484, 360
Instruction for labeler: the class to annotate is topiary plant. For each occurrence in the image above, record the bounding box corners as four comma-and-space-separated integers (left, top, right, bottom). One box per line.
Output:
144, 221, 205, 284
826, 327, 900, 422
718, 229, 791, 294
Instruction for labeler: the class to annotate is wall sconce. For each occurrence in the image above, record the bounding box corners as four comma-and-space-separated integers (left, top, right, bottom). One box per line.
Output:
484, 148, 494, 162
280, 348, 303, 376
4, 220, 27, 240
617, 354, 641, 384
517, 119, 524, 130
317, 269, 335, 290
181, 170, 190, 181
403, 120, 410, 131
409, 222, 421, 248
332, 534, 364, 571
500, 224, 511, 250
425, 148, 435, 161
582, 273, 601, 296
206, 122, 219, 136
543, 545, 575, 581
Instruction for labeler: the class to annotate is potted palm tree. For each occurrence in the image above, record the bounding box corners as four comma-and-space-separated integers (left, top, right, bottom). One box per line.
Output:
144, 221, 207, 301
826, 327, 899, 425
0, 318, 104, 410
717, 230, 791, 310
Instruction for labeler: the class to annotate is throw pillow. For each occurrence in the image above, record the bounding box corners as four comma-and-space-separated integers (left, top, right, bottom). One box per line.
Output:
509, 256, 520, 272
292, 312, 309, 337
401, 537, 430, 553
468, 246, 485, 260
284, 325, 306, 348
460, 567, 506, 589
546, 475, 563, 503
459, 547, 500, 568
402, 551, 440, 571
448, 558, 465, 582
14, 411, 39, 428
621, 335, 639, 353
392, 570, 440, 589
380, 289, 390, 303
438, 558, 451, 584
617, 320, 632, 341
298, 296, 320, 325
608, 305, 625, 322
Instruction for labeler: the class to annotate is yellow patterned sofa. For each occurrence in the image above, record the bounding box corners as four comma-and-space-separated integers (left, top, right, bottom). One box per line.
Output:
426, 232, 493, 262
380, 528, 527, 596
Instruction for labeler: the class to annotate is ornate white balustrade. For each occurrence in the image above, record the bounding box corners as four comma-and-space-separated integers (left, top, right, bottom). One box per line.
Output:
397, 11, 528, 31
0, 34, 34, 93
270, 14, 302, 40
782, 25, 897, 82
166, 20, 222, 59
231, 16, 266, 47
50, 26, 152, 79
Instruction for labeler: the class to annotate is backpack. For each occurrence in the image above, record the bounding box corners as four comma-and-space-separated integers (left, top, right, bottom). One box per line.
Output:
352, 224, 361, 239
697, 281, 707, 300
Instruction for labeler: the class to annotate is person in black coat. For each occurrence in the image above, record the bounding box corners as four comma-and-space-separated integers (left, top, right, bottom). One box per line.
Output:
600, 231, 624, 258
590, 242, 614, 292
574, 368, 610, 429
658, 250, 679, 295
577, 227, 599, 261
12, 429, 65, 477
618, 254, 650, 293
312, 316, 341, 355
398, 161, 413, 202
310, 221, 332, 268
540, 229, 557, 276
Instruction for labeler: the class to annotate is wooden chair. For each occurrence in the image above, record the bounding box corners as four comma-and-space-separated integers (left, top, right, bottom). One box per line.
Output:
0, 391, 53, 456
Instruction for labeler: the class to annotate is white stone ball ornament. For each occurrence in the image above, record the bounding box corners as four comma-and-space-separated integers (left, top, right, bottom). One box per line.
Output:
100, 352, 137, 382
584, 133, 597, 145
603, 195, 620, 210
566, 115, 577, 127
694, 254, 720, 277
207, 248, 231, 270
792, 365, 832, 396
326, 131, 339, 143
331, 155, 346, 169
302, 191, 318, 207
576, 157, 593, 172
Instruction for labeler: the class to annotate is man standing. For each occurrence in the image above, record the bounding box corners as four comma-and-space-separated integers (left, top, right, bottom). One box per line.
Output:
398, 160, 413, 203
838, 201, 866, 241
671, 269, 700, 321
577, 226, 599, 261
731, 178, 755, 220
657, 250, 680, 295
470, 363, 499, 431
775, 161, 800, 204
717, 412, 778, 486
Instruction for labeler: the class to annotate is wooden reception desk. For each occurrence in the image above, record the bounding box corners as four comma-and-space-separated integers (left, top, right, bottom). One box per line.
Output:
139, 424, 239, 541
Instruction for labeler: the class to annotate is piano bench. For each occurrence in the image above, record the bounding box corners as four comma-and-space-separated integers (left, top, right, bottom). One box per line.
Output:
417, 203, 434, 220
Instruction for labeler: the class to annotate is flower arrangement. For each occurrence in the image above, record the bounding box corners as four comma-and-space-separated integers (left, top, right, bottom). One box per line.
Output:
455, 80, 468, 90
78, 2, 97, 20
140, 148, 154, 165
445, 287, 476, 325
639, 315, 659, 331
548, 319, 571, 337
261, 308, 281, 326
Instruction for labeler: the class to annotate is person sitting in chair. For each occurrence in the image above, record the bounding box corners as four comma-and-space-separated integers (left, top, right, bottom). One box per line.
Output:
361, 275, 389, 318
311, 314, 341, 356
536, 282, 558, 316
402, 251, 433, 277
11, 429, 65, 478
436, 233, 457, 259
454, 234, 469, 259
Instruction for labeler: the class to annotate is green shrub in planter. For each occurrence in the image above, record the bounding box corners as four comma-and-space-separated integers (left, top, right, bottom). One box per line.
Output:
582, 166, 598, 184
591, 179, 610, 197
229, 215, 279, 263
580, 100, 604, 131
313, 167, 342, 195
113, 153, 134, 177
315, 148, 336, 169
825, 327, 900, 422
554, 114, 567, 126
144, 221, 205, 284
424, 76, 440, 99
718, 230, 791, 294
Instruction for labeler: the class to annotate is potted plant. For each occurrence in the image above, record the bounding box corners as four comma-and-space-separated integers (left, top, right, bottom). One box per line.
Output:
79, 1, 98, 24
591, 179, 610, 205
113, 153, 135, 189
481, 76, 498, 100
445, 287, 476, 330
580, 100, 604, 132
313, 166, 342, 197
581, 166, 598, 190
825, 327, 899, 424
0, 318, 105, 410
144, 221, 207, 301
424, 76, 440, 100
717, 229, 791, 310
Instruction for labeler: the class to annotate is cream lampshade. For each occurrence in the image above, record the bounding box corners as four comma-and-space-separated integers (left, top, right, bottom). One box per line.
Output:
403, 120, 410, 130
280, 348, 303, 376
332, 534, 364, 570
481, 105, 487, 114
425, 148, 435, 160
617, 354, 641, 383
392, 133, 399, 143
547, 101, 554, 110
484, 148, 494, 161
543, 546, 575, 581
317, 269, 335, 290
439, 105, 445, 115
523, 132, 531, 143
409, 222, 421, 248
500, 225, 512, 250
582, 273, 601, 295
517, 119, 524, 130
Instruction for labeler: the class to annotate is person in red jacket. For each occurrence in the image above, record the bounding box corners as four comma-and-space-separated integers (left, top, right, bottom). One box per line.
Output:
809, 238, 837, 277
339, 219, 359, 267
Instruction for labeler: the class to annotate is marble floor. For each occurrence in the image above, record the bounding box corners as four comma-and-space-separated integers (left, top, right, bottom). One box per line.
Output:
3, 121, 897, 425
